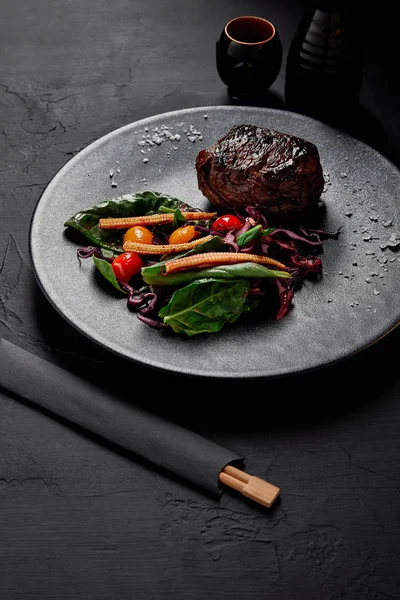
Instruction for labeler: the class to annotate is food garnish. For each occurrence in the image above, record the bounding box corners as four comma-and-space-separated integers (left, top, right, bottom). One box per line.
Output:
99, 211, 217, 229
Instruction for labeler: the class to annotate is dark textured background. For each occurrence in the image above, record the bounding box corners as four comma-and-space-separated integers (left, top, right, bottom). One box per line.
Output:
1, 1, 399, 598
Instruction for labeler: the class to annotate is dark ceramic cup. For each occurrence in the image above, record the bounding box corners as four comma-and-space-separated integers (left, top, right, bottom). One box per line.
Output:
216, 16, 283, 101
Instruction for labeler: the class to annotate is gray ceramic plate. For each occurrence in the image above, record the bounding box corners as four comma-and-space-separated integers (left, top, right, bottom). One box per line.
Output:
30, 106, 400, 379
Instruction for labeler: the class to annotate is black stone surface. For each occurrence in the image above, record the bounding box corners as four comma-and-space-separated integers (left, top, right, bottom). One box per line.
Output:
1, 1, 399, 598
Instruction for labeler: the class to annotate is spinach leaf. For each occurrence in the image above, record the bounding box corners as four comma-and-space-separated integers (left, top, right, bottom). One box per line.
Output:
142, 261, 291, 287
173, 208, 186, 229
236, 225, 263, 247
93, 256, 127, 293
64, 191, 193, 252
158, 278, 250, 336
159, 205, 186, 228
236, 225, 276, 247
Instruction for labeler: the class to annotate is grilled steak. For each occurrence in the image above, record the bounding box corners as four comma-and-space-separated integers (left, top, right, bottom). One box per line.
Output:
196, 124, 325, 223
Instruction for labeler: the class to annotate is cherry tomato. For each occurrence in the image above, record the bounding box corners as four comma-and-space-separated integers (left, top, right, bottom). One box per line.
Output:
123, 225, 154, 245
112, 252, 143, 283
211, 214, 242, 231
168, 225, 199, 245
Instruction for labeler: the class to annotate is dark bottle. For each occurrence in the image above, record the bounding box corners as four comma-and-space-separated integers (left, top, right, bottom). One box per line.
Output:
285, 1, 363, 122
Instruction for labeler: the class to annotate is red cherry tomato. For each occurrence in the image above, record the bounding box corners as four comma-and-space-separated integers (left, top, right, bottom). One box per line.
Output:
211, 214, 242, 232
112, 252, 143, 283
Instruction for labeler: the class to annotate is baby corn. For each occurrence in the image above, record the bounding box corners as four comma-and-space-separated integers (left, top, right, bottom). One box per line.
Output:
123, 235, 214, 255
164, 252, 288, 274
99, 211, 217, 229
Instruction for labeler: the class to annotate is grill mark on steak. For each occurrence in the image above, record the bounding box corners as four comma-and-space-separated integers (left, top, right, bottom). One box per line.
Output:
196, 124, 325, 223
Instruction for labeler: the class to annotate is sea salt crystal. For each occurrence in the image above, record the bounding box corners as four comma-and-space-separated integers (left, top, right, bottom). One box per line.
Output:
373, 289, 380, 295
143, 158, 149, 164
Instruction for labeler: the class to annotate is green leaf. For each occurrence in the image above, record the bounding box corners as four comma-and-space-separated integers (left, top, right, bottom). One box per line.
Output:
173, 208, 186, 229
93, 256, 127, 293
142, 260, 291, 287
236, 225, 263, 247
64, 191, 193, 252
158, 278, 250, 336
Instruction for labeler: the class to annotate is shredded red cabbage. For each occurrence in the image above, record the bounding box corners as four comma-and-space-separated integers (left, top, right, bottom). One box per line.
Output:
275, 279, 295, 321
137, 315, 170, 329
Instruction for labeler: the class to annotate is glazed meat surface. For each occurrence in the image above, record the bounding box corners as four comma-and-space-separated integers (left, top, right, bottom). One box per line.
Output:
196, 124, 325, 223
